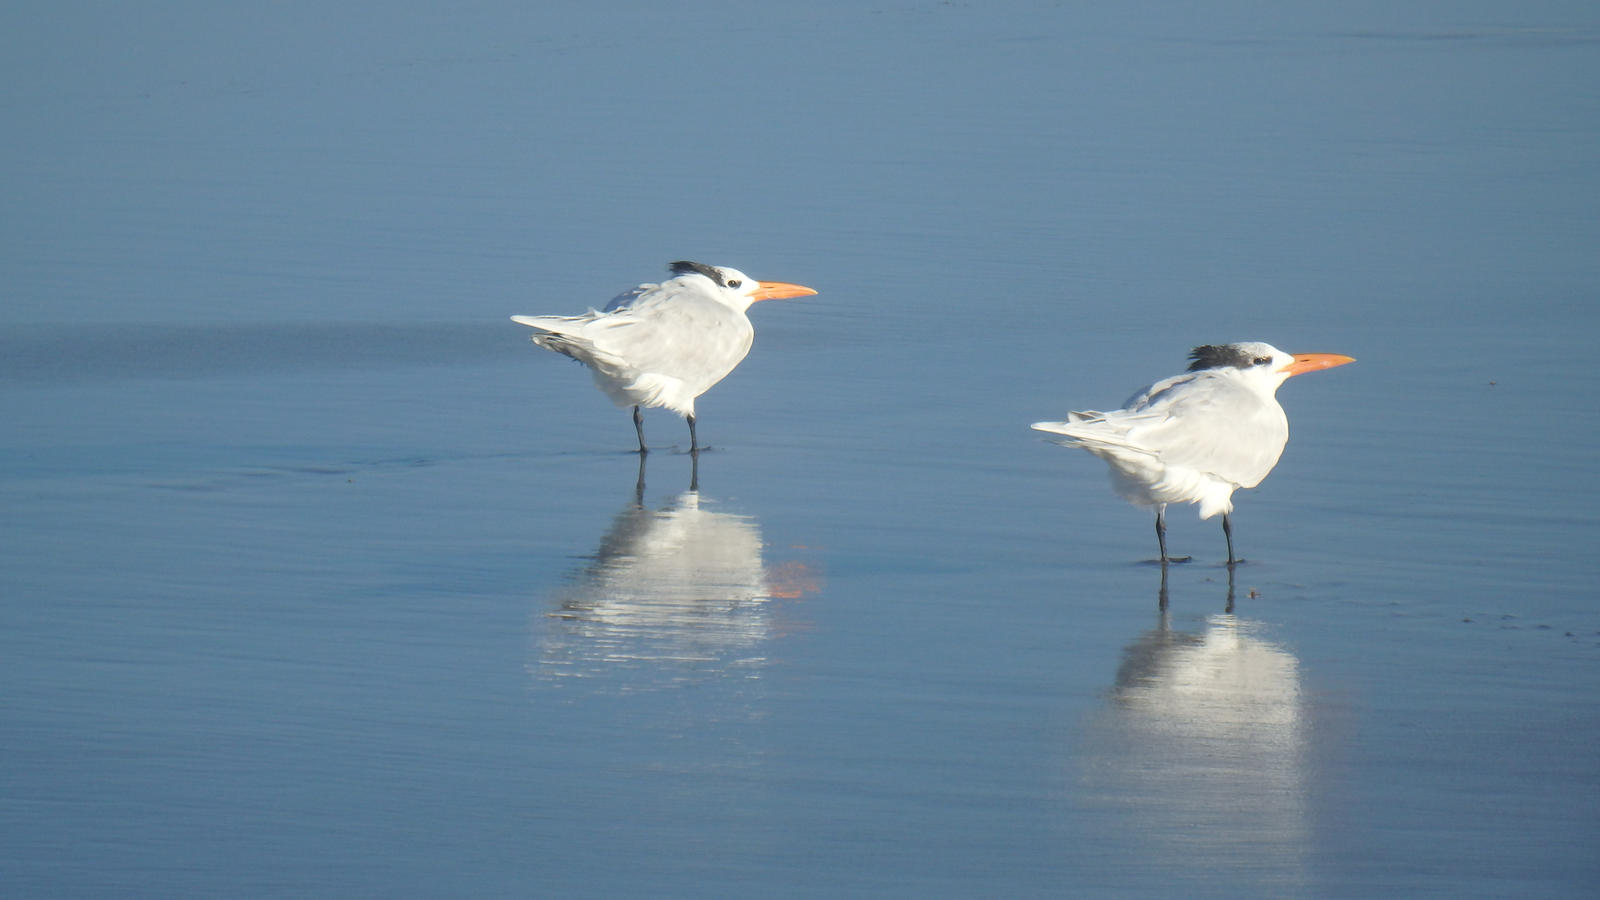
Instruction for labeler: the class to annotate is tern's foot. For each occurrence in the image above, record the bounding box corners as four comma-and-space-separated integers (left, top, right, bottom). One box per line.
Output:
1162, 555, 1193, 565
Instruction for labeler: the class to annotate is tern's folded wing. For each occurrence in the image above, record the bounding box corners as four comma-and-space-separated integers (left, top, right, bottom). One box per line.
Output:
1116, 375, 1287, 487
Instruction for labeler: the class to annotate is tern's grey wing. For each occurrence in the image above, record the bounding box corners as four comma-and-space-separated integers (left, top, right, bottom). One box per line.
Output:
1116, 371, 1288, 488
580, 285, 754, 387
1031, 372, 1202, 450
1120, 370, 1199, 411
603, 284, 652, 312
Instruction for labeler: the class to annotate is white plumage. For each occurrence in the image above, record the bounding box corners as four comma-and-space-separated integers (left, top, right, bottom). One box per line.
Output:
1032, 341, 1353, 563
512, 260, 815, 452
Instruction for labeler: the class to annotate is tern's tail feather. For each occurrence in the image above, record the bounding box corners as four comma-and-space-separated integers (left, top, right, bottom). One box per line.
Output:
1030, 410, 1110, 439
511, 314, 613, 364
511, 314, 589, 335
510, 314, 687, 415
1030, 414, 1157, 457
1031, 410, 1098, 431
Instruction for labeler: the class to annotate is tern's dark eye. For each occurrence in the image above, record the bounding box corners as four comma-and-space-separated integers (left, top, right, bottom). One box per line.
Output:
727, 279, 742, 288
1253, 356, 1272, 366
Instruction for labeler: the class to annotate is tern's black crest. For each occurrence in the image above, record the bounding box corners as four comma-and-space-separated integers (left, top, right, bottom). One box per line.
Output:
1187, 344, 1256, 372
669, 260, 726, 287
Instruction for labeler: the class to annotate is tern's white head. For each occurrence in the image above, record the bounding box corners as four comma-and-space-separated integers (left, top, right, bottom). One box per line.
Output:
666, 260, 818, 312
1187, 342, 1355, 396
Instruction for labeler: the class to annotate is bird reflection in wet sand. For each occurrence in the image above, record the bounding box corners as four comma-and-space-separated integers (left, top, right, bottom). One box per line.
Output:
534, 454, 818, 691
1078, 567, 1310, 892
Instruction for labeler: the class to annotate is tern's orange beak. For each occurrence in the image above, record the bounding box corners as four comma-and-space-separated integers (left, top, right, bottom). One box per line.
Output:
1280, 353, 1356, 377
751, 280, 818, 302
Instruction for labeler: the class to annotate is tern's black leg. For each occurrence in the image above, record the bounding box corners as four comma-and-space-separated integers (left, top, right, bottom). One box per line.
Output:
632, 406, 647, 454
687, 414, 699, 453
688, 445, 700, 493
1155, 505, 1191, 564
1222, 513, 1237, 565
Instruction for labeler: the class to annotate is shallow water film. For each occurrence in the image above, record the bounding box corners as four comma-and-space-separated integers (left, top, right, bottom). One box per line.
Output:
4, 2, 1598, 897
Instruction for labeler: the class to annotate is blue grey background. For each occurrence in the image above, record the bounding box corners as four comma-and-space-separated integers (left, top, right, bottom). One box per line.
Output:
4, 2, 1598, 896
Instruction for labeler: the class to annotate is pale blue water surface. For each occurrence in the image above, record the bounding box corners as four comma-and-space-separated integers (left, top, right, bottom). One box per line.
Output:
3, 2, 1598, 897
